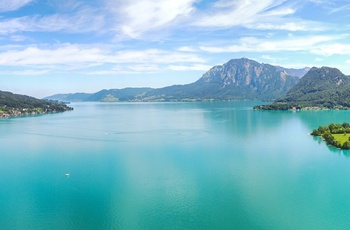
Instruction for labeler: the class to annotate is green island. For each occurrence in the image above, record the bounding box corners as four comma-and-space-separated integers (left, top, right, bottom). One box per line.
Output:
311, 123, 350, 149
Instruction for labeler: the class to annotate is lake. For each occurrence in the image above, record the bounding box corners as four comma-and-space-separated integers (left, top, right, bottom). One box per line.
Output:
1, 101, 350, 229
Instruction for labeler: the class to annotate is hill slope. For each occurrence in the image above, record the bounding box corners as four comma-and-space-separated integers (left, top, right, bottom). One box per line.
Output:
45, 88, 153, 102
0, 90, 73, 118
254, 67, 350, 110
45, 58, 301, 102
138, 58, 300, 101
46, 93, 92, 102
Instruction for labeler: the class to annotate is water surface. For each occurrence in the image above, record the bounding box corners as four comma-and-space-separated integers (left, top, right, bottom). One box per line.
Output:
1, 102, 350, 229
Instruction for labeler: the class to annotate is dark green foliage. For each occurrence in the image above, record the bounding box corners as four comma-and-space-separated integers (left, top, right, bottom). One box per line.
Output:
0, 90, 72, 118
254, 103, 295, 110
343, 141, 350, 149
343, 122, 350, 128
321, 133, 342, 148
311, 123, 350, 149
256, 67, 350, 110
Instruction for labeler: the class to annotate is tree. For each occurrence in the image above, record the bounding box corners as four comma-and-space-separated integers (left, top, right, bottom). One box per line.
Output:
342, 122, 350, 128
343, 141, 350, 150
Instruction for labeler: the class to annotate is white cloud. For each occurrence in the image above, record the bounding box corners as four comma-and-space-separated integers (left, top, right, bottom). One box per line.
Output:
261, 55, 277, 62
108, 0, 196, 38
48, 0, 84, 12
167, 64, 212, 71
247, 20, 325, 31
126, 64, 161, 72
0, 0, 32, 12
347, 60, 350, 64
9, 35, 29, 42
0, 17, 30, 34
309, 0, 330, 4
191, 0, 328, 32
0, 7, 104, 34
199, 35, 341, 53
0, 69, 51, 77
34, 8, 105, 33
0, 44, 206, 76
0, 44, 108, 66
311, 43, 350, 56
177, 46, 198, 52
11, 69, 51, 75
111, 49, 205, 64
329, 4, 350, 13
85, 63, 212, 76
94, 65, 160, 75
194, 0, 288, 27
85, 70, 117, 75
262, 7, 296, 16
0, 0, 335, 41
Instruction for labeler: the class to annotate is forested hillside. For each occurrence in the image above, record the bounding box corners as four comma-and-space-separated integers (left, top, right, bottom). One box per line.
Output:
0, 90, 73, 118
254, 67, 350, 110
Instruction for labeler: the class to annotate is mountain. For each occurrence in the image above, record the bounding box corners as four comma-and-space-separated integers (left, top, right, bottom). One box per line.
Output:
45, 58, 301, 102
0, 90, 73, 118
85, 88, 154, 102
276, 66, 310, 78
46, 88, 153, 102
137, 58, 300, 101
46, 92, 92, 102
254, 66, 350, 110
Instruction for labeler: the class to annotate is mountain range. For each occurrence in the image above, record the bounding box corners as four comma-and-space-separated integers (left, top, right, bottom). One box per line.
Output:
254, 66, 350, 110
2, 57, 349, 117
45, 58, 305, 102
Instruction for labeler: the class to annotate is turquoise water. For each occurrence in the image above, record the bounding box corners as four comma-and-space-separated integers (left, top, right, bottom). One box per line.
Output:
1, 102, 350, 229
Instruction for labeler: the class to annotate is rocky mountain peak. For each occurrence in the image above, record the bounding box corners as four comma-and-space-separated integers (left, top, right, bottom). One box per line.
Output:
304, 66, 347, 85
198, 58, 297, 87
45, 58, 305, 102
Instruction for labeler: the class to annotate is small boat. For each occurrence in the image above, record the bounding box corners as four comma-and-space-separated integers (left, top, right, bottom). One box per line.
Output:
65, 173, 70, 177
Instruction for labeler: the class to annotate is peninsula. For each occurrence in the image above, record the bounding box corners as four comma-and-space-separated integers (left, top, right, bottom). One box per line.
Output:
311, 123, 350, 149
0, 90, 73, 118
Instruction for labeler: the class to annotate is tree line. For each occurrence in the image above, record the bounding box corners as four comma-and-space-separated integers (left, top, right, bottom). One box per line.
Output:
311, 122, 350, 149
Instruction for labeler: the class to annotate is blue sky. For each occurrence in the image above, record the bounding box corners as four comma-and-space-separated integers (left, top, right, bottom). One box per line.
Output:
0, 0, 350, 97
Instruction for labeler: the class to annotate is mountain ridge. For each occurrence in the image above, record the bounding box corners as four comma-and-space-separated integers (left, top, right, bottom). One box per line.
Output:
45, 58, 305, 102
254, 66, 350, 110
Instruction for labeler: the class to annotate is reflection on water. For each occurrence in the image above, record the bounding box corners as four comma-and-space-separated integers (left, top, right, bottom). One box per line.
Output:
1, 102, 350, 229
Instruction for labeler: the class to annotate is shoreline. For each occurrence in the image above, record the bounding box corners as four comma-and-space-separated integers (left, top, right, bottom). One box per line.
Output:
0, 107, 73, 119
311, 123, 350, 150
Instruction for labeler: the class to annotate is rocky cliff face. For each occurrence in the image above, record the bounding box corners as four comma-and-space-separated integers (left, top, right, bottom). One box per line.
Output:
45, 58, 304, 102
255, 66, 350, 110
196, 58, 300, 100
